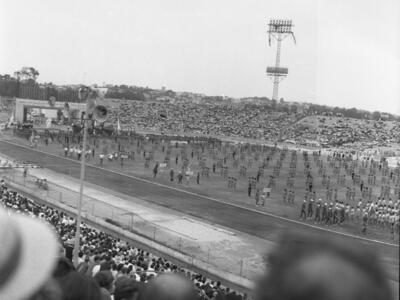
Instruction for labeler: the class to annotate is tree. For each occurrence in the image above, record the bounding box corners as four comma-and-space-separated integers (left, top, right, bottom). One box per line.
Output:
372, 111, 381, 121
14, 67, 40, 82
165, 89, 176, 97
270, 99, 277, 110
0, 74, 19, 97
345, 107, 359, 119
280, 105, 289, 113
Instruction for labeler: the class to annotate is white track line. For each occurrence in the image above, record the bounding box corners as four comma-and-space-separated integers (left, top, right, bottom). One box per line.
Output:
1, 139, 398, 248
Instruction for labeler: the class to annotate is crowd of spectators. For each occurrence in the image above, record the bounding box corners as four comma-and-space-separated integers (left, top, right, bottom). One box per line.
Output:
107, 101, 299, 140
2, 94, 400, 149
291, 116, 400, 147
104, 100, 400, 148
0, 180, 247, 300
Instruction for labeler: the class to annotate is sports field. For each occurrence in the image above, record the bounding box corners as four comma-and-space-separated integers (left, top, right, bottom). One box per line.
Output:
0, 138, 398, 290
4, 130, 399, 241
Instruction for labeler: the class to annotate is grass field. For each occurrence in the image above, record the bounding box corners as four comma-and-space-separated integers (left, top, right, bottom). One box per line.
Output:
5, 130, 398, 242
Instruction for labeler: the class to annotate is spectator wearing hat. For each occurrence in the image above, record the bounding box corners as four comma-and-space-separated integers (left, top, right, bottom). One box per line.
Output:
0, 207, 59, 299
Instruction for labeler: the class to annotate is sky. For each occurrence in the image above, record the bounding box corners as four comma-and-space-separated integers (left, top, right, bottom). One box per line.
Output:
0, 0, 399, 114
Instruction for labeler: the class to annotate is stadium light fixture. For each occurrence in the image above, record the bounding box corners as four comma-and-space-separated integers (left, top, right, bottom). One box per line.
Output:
266, 18, 296, 101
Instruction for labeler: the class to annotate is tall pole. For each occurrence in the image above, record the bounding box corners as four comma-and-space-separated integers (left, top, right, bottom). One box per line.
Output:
272, 33, 282, 101
73, 100, 88, 266
267, 19, 295, 102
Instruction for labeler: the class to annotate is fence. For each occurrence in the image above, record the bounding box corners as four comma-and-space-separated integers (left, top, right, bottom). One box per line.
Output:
0, 168, 255, 280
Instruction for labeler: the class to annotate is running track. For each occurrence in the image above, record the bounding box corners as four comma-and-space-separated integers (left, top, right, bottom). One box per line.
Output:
0, 140, 398, 282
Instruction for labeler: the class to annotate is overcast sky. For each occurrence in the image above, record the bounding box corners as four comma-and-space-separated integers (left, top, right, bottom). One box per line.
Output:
1, 0, 399, 113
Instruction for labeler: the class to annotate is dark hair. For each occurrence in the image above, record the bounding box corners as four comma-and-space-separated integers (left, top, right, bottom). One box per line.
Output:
53, 257, 75, 278
57, 271, 101, 300
114, 276, 140, 300
94, 270, 114, 290
139, 273, 198, 300
100, 261, 111, 271
256, 231, 392, 300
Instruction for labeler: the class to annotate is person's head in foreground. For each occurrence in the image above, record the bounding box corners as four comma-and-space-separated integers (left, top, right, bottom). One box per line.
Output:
56, 271, 101, 300
255, 231, 392, 300
0, 207, 60, 300
114, 276, 141, 300
139, 273, 199, 300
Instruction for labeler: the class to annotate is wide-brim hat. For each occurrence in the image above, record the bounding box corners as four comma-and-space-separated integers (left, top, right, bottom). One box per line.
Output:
0, 208, 59, 299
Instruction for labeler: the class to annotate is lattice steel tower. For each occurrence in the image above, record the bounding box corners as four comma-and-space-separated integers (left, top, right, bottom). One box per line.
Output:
267, 19, 296, 100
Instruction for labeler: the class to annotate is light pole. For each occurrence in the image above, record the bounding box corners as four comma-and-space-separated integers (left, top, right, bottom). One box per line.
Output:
72, 87, 107, 266
266, 19, 296, 101
72, 87, 90, 266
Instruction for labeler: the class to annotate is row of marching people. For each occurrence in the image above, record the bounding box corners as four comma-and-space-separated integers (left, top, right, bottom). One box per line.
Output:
299, 197, 399, 238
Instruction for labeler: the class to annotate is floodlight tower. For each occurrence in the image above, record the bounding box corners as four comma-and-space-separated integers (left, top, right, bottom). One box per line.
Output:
267, 19, 296, 101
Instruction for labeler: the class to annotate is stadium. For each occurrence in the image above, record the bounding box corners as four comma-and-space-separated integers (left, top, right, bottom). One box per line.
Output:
1, 1, 399, 300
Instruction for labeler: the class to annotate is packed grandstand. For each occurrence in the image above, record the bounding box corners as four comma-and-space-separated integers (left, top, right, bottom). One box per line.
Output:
1, 78, 400, 148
